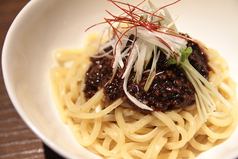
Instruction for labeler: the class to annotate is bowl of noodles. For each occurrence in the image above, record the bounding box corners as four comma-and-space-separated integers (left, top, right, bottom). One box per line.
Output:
2, 0, 238, 158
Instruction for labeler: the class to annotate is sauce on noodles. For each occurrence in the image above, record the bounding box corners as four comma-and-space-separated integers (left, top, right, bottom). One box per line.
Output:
50, 0, 238, 158
83, 34, 211, 113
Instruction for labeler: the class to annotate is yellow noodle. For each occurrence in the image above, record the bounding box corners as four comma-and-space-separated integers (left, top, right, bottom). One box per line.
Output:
50, 34, 238, 158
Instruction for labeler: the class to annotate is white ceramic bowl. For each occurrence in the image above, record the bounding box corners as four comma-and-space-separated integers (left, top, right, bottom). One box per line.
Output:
2, 0, 238, 158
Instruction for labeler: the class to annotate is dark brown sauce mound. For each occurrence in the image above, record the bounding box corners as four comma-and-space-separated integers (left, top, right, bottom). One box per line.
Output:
83, 38, 210, 112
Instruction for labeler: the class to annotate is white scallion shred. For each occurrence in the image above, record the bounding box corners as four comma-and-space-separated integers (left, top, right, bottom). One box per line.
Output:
92, 0, 232, 121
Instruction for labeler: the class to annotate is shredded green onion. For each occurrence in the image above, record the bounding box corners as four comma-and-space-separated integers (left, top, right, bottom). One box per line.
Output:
90, 0, 232, 122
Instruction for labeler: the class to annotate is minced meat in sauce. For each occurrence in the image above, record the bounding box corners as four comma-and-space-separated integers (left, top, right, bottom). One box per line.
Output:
83, 35, 211, 113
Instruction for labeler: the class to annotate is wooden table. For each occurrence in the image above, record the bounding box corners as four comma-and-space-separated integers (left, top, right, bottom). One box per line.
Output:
0, 1, 63, 158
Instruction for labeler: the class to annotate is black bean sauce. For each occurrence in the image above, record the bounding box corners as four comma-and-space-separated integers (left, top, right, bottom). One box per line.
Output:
83, 36, 211, 113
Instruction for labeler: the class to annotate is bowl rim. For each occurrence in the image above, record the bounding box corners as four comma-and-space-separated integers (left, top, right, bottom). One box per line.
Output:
2, 1, 238, 159
1, 1, 77, 158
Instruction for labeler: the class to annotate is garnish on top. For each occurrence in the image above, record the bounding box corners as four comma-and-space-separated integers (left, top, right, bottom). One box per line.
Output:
84, 0, 231, 122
